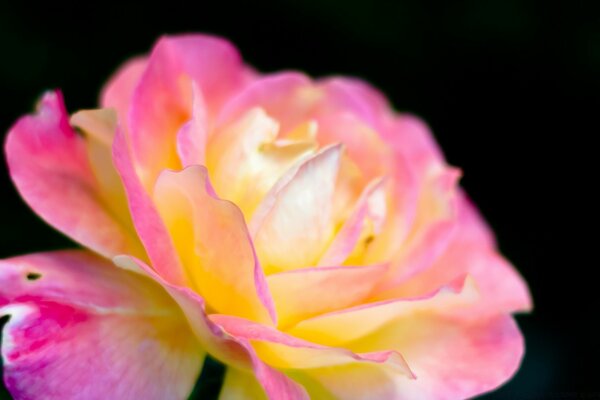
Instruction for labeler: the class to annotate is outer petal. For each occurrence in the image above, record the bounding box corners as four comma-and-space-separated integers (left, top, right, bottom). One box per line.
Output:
218, 72, 390, 137
5, 91, 140, 258
217, 72, 313, 133
377, 165, 462, 287
350, 315, 525, 400
380, 113, 445, 177
114, 256, 307, 400
127, 34, 249, 187
0, 251, 202, 400
152, 166, 275, 324
319, 77, 392, 127
380, 192, 532, 317
315, 112, 391, 181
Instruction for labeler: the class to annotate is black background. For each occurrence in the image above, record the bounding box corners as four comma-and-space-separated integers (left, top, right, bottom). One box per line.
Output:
0, 1, 598, 399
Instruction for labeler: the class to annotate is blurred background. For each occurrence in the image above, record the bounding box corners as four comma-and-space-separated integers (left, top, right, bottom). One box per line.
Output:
0, 0, 598, 398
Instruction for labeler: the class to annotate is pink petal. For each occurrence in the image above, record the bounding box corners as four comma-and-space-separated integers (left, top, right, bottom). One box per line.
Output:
0, 251, 202, 400
319, 77, 392, 127
112, 127, 186, 285
217, 72, 312, 133
152, 166, 275, 324
316, 112, 392, 181
5, 91, 140, 258
381, 192, 532, 317
381, 114, 445, 177
287, 277, 477, 346
267, 264, 388, 328
114, 256, 307, 400
352, 314, 525, 399
252, 145, 343, 273
128, 34, 249, 187
378, 166, 462, 288
100, 56, 147, 126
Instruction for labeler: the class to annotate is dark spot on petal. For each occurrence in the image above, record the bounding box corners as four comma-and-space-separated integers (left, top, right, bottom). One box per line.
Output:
26, 272, 42, 281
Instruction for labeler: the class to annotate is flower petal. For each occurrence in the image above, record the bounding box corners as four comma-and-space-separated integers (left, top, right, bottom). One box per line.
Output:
380, 192, 532, 316
114, 256, 307, 400
267, 264, 388, 328
377, 165, 462, 287
316, 112, 391, 180
253, 145, 343, 273
218, 72, 391, 138
5, 91, 140, 258
0, 251, 202, 400
152, 166, 275, 324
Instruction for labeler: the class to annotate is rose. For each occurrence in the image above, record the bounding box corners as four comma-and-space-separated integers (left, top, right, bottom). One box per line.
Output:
1, 34, 531, 399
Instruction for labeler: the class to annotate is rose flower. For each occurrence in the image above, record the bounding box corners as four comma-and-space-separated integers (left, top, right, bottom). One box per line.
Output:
1, 34, 531, 399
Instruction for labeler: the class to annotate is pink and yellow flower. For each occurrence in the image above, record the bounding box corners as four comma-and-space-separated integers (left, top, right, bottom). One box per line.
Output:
1, 34, 531, 399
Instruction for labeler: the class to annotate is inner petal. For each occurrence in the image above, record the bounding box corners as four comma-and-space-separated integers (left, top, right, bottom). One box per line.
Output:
206, 108, 317, 220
